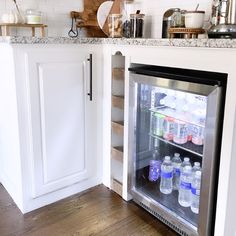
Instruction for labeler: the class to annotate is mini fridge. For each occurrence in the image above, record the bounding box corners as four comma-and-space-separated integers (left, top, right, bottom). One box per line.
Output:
128, 65, 227, 236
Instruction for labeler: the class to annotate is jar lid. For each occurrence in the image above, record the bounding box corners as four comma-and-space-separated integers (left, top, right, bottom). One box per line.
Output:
130, 13, 145, 17
26, 9, 42, 15
186, 10, 205, 13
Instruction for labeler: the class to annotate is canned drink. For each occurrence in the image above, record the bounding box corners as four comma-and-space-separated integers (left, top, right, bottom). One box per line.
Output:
163, 117, 175, 141
152, 113, 165, 136
149, 160, 162, 182
187, 124, 192, 141
192, 125, 204, 145
173, 120, 188, 144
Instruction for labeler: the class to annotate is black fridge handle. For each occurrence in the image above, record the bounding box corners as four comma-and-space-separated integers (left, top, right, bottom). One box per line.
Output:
87, 54, 93, 101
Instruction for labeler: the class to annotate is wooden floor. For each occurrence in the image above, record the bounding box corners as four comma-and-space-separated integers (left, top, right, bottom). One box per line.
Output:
0, 184, 178, 236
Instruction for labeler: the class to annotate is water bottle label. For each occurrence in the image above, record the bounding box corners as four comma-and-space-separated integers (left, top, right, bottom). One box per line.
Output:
191, 188, 200, 196
180, 181, 191, 190
174, 168, 180, 176
161, 172, 173, 179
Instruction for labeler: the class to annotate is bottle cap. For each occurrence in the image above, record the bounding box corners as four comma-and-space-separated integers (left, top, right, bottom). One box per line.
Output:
164, 156, 171, 161
174, 153, 180, 157
194, 162, 201, 167
185, 166, 192, 171
184, 157, 190, 162
195, 171, 202, 177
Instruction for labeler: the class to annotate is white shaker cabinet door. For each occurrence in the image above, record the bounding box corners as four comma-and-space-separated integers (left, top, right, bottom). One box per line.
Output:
25, 50, 92, 198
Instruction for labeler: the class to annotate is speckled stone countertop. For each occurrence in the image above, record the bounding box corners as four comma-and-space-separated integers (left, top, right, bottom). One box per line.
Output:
1, 36, 236, 48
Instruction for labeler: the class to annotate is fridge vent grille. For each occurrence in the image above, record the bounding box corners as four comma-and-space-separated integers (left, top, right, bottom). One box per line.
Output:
135, 200, 189, 236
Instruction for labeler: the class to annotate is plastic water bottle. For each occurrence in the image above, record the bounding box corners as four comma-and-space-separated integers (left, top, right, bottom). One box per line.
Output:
192, 162, 201, 180
160, 156, 173, 194
191, 171, 202, 214
172, 153, 182, 190
180, 157, 192, 174
178, 165, 192, 207
149, 148, 162, 182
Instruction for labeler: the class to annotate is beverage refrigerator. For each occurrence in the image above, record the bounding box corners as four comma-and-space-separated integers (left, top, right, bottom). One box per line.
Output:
128, 65, 227, 236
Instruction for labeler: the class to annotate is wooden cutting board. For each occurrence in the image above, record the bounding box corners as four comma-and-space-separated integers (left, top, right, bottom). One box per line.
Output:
102, 0, 122, 36
70, 0, 108, 37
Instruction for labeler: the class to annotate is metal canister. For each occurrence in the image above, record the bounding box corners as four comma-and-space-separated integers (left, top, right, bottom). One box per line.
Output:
162, 8, 181, 38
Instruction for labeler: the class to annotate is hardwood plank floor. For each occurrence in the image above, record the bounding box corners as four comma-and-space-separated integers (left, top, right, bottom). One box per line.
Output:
0, 184, 178, 236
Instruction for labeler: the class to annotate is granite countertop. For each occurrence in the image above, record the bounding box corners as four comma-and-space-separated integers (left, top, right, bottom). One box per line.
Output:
1, 36, 236, 48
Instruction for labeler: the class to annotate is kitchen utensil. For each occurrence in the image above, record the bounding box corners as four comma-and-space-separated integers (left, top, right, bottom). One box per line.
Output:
195, 3, 200, 11
208, 0, 236, 38
68, 16, 79, 38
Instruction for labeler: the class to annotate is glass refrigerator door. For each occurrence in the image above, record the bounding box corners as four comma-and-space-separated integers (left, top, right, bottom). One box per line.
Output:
129, 73, 223, 235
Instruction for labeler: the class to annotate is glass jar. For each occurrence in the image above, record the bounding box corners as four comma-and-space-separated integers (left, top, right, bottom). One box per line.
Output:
130, 13, 145, 38
121, 0, 134, 38
108, 14, 123, 38
26, 9, 42, 24
180, 10, 187, 27
170, 8, 182, 27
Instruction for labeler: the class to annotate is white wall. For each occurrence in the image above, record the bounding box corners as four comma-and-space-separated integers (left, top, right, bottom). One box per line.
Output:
0, 0, 83, 37
0, 0, 212, 38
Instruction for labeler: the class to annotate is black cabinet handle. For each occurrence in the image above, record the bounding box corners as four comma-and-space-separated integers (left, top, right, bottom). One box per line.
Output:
87, 54, 93, 101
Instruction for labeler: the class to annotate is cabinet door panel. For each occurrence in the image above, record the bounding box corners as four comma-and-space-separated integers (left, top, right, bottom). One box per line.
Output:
38, 63, 85, 184
26, 51, 91, 198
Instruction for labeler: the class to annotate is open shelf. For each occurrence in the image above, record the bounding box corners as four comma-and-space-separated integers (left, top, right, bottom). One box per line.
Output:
150, 107, 205, 128
111, 178, 123, 197
112, 121, 124, 136
111, 53, 125, 198
150, 133, 203, 157
111, 146, 123, 163
112, 95, 124, 109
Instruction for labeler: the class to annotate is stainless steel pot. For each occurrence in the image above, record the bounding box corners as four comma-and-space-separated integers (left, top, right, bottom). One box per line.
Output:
208, 0, 236, 38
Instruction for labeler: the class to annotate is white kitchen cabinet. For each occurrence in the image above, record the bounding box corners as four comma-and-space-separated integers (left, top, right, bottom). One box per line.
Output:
0, 44, 103, 213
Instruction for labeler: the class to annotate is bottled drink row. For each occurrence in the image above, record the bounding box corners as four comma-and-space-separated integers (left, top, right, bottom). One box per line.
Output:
149, 153, 202, 214
151, 112, 204, 146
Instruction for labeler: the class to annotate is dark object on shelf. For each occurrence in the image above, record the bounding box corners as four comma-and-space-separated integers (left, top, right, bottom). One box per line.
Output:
208, 24, 236, 38
123, 20, 131, 38
162, 8, 181, 38
130, 11, 145, 38
208, 0, 236, 38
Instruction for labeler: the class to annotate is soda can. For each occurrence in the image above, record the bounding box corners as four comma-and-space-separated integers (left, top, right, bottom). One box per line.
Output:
173, 120, 188, 144
152, 113, 165, 136
192, 125, 204, 145
163, 116, 175, 141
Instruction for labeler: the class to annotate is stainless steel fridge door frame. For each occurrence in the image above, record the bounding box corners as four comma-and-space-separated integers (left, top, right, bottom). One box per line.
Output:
128, 73, 223, 236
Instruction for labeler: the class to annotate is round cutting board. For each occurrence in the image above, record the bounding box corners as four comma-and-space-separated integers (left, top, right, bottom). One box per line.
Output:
97, 1, 113, 34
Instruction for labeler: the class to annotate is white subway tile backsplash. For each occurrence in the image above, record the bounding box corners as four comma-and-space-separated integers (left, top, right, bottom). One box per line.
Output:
0, 0, 212, 38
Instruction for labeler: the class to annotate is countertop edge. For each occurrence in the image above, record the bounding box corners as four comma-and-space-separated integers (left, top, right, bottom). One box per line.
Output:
1, 36, 236, 48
